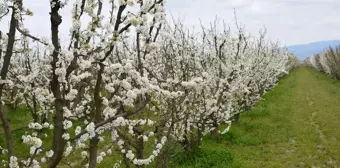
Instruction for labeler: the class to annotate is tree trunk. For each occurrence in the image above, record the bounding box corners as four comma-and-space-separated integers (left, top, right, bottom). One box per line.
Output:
136, 134, 144, 168
48, 99, 65, 168
0, 3, 20, 161
197, 126, 203, 147
233, 113, 240, 124
48, 1, 66, 167
0, 103, 14, 161
88, 136, 99, 168
89, 65, 104, 168
210, 119, 219, 137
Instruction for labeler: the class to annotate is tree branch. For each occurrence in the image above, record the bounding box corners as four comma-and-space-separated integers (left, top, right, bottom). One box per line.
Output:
16, 27, 48, 45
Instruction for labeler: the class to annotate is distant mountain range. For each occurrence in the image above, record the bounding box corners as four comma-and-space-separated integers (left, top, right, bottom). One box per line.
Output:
286, 40, 340, 61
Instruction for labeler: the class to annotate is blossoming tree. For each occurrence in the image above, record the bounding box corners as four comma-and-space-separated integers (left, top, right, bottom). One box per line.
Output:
0, 0, 297, 167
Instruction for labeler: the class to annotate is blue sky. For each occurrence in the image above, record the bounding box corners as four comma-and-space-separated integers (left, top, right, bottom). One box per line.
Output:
1, 0, 340, 46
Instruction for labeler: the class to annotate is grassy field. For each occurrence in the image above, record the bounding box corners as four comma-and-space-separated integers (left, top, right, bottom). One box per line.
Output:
174, 67, 340, 168
1, 67, 340, 167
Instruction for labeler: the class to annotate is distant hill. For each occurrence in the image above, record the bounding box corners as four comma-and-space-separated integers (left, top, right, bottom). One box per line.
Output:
287, 40, 340, 61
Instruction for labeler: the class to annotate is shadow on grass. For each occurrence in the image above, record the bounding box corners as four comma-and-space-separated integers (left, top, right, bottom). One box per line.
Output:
172, 144, 237, 168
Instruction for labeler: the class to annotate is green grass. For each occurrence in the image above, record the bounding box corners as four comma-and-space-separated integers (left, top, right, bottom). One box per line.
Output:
173, 67, 340, 167
0, 106, 32, 161
2, 67, 340, 167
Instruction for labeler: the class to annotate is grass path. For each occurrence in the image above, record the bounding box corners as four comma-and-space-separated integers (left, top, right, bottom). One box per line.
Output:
174, 67, 340, 168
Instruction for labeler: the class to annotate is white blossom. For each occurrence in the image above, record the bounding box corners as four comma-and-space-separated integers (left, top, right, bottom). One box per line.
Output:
126, 150, 134, 160
46, 150, 54, 158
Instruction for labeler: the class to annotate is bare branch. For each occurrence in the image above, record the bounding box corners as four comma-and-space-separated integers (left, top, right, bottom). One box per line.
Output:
16, 27, 48, 45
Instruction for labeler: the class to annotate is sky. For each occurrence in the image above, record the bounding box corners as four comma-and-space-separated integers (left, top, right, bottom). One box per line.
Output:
1, 0, 340, 46
166, 0, 340, 45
